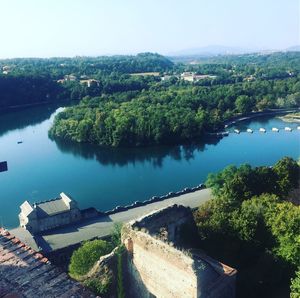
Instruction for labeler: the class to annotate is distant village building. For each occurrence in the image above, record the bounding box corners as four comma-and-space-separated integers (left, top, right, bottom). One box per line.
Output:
243, 75, 256, 82
161, 74, 180, 81
181, 72, 217, 82
80, 79, 100, 87
19, 193, 82, 234
181, 71, 195, 82
64, 74, 77, 81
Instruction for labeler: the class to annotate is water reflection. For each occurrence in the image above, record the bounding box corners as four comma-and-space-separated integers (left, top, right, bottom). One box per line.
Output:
52, 136, 222, 167
0, 101, 78, 137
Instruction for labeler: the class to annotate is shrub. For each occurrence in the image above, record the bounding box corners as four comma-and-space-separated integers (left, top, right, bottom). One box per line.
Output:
291, 269, 300, 298
84, 276, 111, 296
69, 239, 113, 278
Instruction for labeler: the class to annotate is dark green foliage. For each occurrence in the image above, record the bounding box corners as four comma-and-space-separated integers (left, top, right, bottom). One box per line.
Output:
194, 157, 300, 297
0, 53, 172, 108
69, 239, 113, 278
273, 157, 300, 196
84, 277, 112, 296
206, 157, 299, 201
291, 269, 300, 298
111, 222, 123, 247
50, 74, 300, 147
0, 75, 65, 108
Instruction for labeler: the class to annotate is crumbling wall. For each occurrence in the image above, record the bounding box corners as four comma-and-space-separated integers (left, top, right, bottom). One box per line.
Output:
121, 205, 237, 298
123, 225, 198, 298
132, 204, 195, 244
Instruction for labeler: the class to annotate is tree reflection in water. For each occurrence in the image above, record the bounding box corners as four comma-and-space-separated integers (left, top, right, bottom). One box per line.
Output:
52, 136, 222, 168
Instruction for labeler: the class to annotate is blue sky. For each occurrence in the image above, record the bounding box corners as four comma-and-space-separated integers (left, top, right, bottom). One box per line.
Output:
0, 0, 299, 58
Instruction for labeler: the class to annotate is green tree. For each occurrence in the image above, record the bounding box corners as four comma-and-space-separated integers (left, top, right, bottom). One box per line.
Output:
235, 95, 254, 114
291, 269, 300, 298
69, 240, 113, 278
273, 157, 300, 196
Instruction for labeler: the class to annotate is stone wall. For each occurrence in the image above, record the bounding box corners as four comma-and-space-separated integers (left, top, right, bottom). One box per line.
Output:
121, 204, 237, 298
132, 204, 194, 244
123, 228, 198, 298
37, 208, 81, 232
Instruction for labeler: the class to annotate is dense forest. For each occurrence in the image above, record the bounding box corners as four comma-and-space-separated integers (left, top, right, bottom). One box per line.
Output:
192, 157, 300, 297
49, 76, 300, 146
48, 52, 300, 147
1, 52, 300, 146
0, 53, 172, 108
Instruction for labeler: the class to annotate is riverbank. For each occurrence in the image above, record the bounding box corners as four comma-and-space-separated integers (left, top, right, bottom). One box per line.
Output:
0, 99, 74, 113
223, 107, 300, 128
277, 112, 300, 123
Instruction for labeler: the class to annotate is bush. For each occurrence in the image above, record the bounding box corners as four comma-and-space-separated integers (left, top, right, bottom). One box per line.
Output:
84, 276, 111, 296
111, 222, 123, 247
69, 239, 113, 278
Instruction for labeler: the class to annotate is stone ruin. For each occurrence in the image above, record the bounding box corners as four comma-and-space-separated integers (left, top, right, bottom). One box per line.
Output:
121, 204, 237, 298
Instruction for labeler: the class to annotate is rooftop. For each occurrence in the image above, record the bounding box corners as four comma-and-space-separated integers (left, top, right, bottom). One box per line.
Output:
20, 193, 75, 219
36, 198, 70, 217
0, 228, 94, 298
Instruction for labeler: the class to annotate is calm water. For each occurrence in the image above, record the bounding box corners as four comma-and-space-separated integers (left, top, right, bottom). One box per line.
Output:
0, 104, 299, 228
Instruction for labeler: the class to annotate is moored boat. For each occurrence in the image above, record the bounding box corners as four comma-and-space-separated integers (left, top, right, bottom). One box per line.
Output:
284, 127, 292, 131
271, 127, 279, 132
234, 129, 240, 134
259, 128, 266, 133
246, 128, 253, 133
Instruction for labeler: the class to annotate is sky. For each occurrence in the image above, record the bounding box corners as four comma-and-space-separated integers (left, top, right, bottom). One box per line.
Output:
0, 0, 299, 58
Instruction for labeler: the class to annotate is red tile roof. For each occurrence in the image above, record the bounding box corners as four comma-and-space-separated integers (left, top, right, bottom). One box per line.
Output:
0, 228, 94, 298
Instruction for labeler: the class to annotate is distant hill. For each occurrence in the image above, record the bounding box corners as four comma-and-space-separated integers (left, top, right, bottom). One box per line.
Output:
168, 45, 256, 57
285, 45, 300, 52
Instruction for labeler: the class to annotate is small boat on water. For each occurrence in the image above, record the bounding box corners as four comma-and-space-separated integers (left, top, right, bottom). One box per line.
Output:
272, 128, 279, 132
246, 129, 253, 133
259, 128, 266, 133
234, 129, 240, 134
284, 127, 292, 132
297, 126, 300, 130
17, 141, 23, 144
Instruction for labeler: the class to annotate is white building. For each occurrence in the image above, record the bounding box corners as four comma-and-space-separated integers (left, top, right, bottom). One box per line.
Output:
181, 72, 217, 82
19, 193, 82, 234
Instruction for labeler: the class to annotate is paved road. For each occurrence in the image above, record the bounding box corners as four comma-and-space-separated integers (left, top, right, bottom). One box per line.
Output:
10, 188, 212, 252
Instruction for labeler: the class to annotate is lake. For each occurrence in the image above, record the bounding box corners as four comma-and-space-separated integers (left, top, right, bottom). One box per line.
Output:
0, 104, 299, 228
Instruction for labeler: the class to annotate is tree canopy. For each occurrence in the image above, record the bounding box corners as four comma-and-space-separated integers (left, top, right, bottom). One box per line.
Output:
194, 157, 300, 297
69, 239, 113, 278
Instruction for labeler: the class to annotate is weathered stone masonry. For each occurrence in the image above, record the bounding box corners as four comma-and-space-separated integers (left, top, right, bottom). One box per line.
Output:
122, 205, 237, 298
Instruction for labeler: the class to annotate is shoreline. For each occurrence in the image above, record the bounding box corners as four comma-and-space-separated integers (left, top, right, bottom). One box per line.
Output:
277, 113, 300, 123
9, 188, 212, 252
103, 183, 206, 215
0, 99, 73, 113
223, 107, 300, 128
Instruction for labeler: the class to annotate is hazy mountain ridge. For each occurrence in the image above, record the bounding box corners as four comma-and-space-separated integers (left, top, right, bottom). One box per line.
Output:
168, 44, 300, 57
